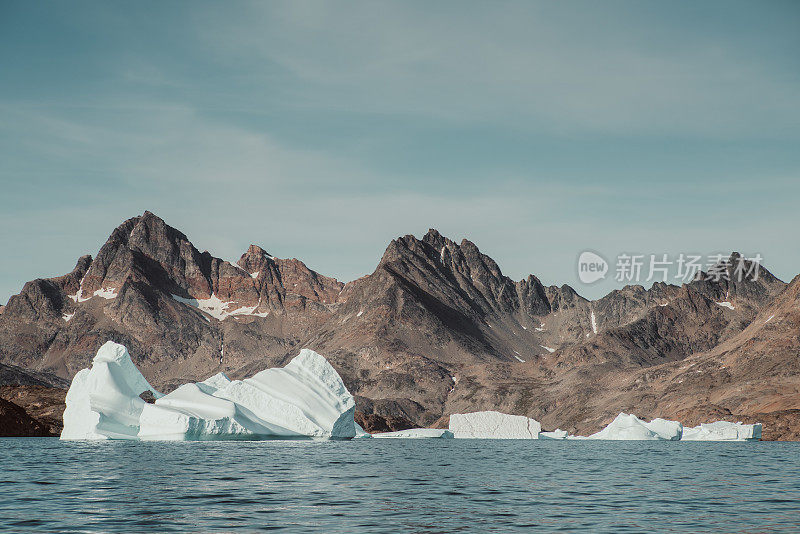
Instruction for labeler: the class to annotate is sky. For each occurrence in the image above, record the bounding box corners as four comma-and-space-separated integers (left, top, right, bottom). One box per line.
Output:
1, 0, 799, 303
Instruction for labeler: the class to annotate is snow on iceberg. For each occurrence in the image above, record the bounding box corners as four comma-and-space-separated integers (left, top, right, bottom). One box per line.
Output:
449, 411, 541, 439
372, 428, 454, 439
681, 421, 762, 441
62, 343, 357, 441
586, 413, 683, 441
61, 341, 162, 440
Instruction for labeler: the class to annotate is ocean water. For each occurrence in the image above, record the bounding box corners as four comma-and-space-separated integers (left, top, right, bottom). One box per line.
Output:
1, 439, 798, 533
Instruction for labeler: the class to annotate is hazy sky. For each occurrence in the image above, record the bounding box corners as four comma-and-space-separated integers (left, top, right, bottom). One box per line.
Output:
1, 1, 799, 303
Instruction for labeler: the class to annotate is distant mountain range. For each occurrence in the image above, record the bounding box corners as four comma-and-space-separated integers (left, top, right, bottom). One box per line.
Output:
1, 211, 798, 438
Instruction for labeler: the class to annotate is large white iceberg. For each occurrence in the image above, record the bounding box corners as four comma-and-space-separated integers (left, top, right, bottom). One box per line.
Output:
372, 428, 454, 439
449, 411, 542, 439
585, 413, 683, 441
62, 342, 357, 441
681, 421, 762, 441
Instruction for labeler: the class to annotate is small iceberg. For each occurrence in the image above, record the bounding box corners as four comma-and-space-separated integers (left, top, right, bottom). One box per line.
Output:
62, 341, 357, 441
372, 428, 454, 439
539, 429, 569, 440
586, 413, 683, 441
352, 422, 373, 439
449, 411, 542, 439
681, 421, 762, 441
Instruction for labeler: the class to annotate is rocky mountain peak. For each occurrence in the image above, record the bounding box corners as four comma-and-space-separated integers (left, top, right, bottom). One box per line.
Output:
237, 245, 273, 274
688, 251, 784, 308
422, 228, 451, 249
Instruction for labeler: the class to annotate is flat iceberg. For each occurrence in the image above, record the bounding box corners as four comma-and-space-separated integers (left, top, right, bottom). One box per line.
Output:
587, 413, 683, 441
681, 421, 762, 441
372, 428, 454, 439
449, 411, 542, 439
62, 343, 357, 441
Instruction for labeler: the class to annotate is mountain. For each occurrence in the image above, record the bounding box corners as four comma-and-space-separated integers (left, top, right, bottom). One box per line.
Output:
0, 211, 797, 438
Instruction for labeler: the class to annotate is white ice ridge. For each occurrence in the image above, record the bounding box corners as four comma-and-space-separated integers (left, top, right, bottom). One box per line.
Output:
372, 428, 454, 439
716, 301, 735, 310
62, 342, 357, 441
449, 411, 542, 439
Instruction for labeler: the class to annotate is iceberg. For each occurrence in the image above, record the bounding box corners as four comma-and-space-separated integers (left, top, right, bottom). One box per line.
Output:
372, 428, 454, 439
62, 343, 357, 441
444, 410, 761, 441
449, 411, 542, 439
212, 349, 356, 439
539, 429, 569, 440
63, 347, 762, 443
586, 413, 683, 441
61, 341, 162, 440
352, 422, 373, 439
681, 421, 762, 441
138, 375, 256, 441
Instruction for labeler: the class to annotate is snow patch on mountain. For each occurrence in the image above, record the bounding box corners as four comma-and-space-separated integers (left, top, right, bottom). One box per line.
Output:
93, 287, 118, 299
171, 294, 265, 320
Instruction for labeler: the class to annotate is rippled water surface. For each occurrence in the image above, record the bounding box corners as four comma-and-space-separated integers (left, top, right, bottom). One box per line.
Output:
1, 439, 799, 532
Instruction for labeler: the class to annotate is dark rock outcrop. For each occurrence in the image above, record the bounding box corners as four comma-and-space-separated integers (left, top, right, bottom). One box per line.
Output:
0, 397, 55, 437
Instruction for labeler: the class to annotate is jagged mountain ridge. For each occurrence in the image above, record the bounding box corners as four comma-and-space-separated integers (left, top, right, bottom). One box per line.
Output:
0, 211, 794, 434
